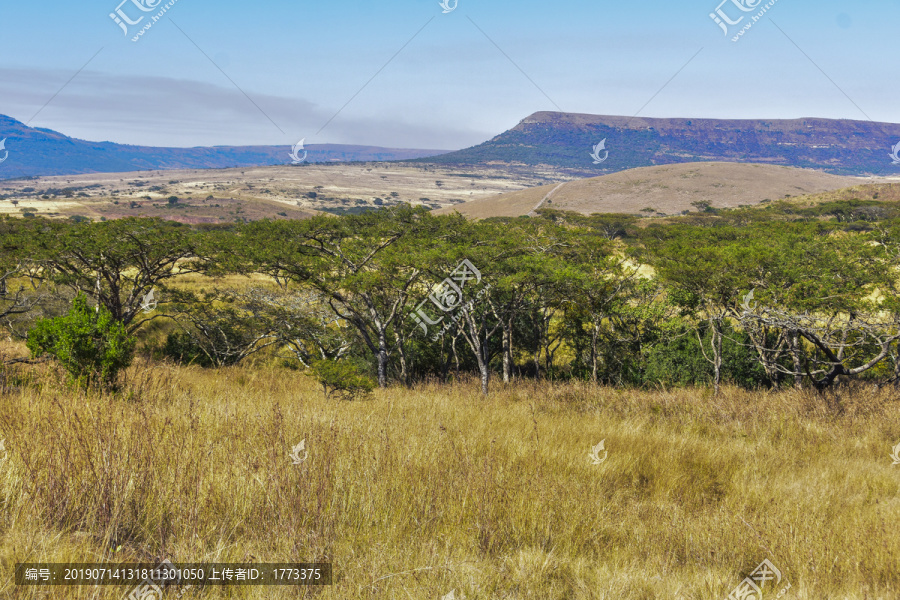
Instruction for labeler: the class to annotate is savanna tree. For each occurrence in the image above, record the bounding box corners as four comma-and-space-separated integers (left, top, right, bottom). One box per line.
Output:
38, 218, 204, 331
236, 205, 442, 387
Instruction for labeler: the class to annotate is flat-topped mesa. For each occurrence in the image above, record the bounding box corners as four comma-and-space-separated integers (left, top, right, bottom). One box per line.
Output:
423, 111, 900, 176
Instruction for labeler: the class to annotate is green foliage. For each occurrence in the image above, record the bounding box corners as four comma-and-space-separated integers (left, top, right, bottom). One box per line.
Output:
307, 358, 376, 400
164, 289, 276, 367
41, 217, 201, 329
644, 322, 768, 389
160, 331, 214, 367
27, 294, 135, 389
6, 198, 900, 392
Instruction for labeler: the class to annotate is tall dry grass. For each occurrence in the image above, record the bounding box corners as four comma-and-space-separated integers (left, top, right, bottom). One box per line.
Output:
0, 353, 898, 599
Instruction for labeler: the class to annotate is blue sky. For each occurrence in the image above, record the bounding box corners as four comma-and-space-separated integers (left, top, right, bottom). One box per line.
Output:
1, 0, 898, 149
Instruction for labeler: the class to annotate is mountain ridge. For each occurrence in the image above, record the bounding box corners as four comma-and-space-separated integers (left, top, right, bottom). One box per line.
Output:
0, 114, 449, 180
419, 111, 900, 177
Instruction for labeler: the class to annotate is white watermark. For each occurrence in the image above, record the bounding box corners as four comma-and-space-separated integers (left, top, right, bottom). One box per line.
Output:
289, 439, 308, 464
0, 138, 8, 165
0, 439, 7, 463
588, 440, 608, 465
289, 139, 308, 164
890, 142, 900, 165
710, 0, 780, 42
439, 0, 458, 14
890, 441, 900, 466
409, 259, 490, 341
741, 289, 757, 313
590, 139, 608, 164
442, 590, 465, 600
140, 288, 159, 313
725, 558, 791, 600
109, 0, 181, 42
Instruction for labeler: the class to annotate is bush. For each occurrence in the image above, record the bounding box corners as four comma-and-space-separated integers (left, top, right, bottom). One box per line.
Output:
307, 359, 375, 400
160, 331, 213, 367
27, 294, 135, 389
643, 322, 768, 389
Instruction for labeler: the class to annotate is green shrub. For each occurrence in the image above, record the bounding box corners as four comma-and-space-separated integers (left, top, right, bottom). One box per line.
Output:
644, 321, 768, 389
27, 294, 135, 389
307, 359, 376, 400
160, 331, 213, 367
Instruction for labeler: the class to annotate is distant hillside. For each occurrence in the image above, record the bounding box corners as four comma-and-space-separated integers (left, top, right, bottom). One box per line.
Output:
420, 112, 900, 177
0, 115, 448, 180
435, 162, 880, 219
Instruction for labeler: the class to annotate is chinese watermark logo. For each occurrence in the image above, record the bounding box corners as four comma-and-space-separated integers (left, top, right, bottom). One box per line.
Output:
589, 440, 608, 465
110, 0, 181, 42
110, 0, 161, 35
0, 439, 7, 463
0, 138, 8, 165
442, 590, 465, 600
710, 0, 780, 42
439, 0, 458, 14
140, 288, 158, 313
410, 259, 490, 341
890, 441, 900, 466
289, 139, 308, 164
290, 439, 308, 464
590, 139, 609, 164
725, 558, 791, 600
890, 142, 900, 165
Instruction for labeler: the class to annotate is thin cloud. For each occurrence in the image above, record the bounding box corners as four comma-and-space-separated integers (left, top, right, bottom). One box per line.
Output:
0, 67, 481, 149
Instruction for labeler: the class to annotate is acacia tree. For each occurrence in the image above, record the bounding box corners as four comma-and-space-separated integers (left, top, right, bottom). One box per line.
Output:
266, 290, 353, 367
873, 220, 900, 384
165, 288, 283, 367
556, 235, 644, 385
739, 223, 895, 390
0, 217, 50, 328
482, 217, 568, 383
236, 205, 442, 387
38, 218, 203, 331
640, 224, 752, 395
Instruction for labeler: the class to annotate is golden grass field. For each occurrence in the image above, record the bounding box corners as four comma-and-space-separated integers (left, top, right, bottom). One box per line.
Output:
1, 344, 899, 599
435, 163, 900, 220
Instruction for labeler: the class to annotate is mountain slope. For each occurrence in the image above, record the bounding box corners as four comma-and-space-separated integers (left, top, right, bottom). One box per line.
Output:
420, 112, 900, 177
0, 115, 448, 180
435, 162, 879, 219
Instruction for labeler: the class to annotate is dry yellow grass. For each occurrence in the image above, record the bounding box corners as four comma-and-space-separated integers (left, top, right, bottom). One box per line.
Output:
435, 163, 895, 219
0, 354, 899, 599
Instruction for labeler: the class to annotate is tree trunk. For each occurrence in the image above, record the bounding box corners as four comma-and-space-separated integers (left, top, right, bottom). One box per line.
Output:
502, 319, 512, 383
394, 331, 408, 387
790, 330, 803, 389
479, 344, 490, 395
544, 340, 552, 379
451, 334, 460, 381
894, 340, 900, 387
697, 316, 723, 397
440, 336, 450, 384
712, 326, 722, 397
377, 331, 388, 388
591, 324, 599, 385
